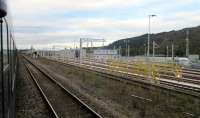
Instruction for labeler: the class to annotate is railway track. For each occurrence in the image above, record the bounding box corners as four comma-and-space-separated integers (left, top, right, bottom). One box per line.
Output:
46, 57, 200, 97
68, 58, 200, 85
23, 56, 102, 118
75, 61, 200, 92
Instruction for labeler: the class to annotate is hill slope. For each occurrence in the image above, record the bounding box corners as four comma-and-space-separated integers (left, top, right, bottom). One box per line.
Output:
107, 26, 200, 57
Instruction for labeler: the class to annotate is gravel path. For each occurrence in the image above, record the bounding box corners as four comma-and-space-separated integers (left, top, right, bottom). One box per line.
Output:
15, 57, 53, 118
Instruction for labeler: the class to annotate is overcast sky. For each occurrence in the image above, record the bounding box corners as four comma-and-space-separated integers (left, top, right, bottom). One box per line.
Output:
9, 0, 200, 49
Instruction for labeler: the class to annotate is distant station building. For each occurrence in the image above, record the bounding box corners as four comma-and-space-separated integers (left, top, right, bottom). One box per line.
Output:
38, 49, 86, 60
92, 49, 120, 62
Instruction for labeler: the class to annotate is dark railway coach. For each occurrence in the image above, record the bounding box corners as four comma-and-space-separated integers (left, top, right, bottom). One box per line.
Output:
0, 0, 17, 118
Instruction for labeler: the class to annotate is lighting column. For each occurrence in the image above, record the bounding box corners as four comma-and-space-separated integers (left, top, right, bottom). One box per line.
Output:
147, 14, 156, 57
186, 30, 190, 57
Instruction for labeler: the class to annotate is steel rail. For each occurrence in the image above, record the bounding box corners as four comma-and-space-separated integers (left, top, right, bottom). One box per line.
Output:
45, 57, 200, 98
64, 58, 200, 86
23, 56, 103, 118
71, 58, 200, 84
63, 57, 200, 78
23, 59, 59, 118
77, 61, 200, 92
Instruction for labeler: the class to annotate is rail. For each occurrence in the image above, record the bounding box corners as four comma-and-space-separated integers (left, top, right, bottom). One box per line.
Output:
46, 57, 200, 98
23, 55, 103, 118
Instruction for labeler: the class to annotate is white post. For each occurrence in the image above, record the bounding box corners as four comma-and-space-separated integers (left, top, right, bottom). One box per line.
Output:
186, 30, 189, 57
167, 45, 169, 57
147, 15, 150, 57
147, 14, 156, 57
119, 46, 121, 60
144, 43, 146, 56
172, 40, 174, 61
126, 40, 128, 57
128, 42, 130, 57
80, 38, 82, 64
153, 40, 155, 57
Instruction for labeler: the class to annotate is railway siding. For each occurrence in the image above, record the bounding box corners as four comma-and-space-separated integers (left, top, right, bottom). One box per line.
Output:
49, 57, 200, 97
28, 56, 200, 118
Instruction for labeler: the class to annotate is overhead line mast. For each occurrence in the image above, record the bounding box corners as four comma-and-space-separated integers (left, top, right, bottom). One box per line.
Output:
186, 30, 190, 57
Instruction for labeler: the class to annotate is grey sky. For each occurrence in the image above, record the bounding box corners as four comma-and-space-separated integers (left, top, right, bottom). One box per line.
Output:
9, 0, 200, 49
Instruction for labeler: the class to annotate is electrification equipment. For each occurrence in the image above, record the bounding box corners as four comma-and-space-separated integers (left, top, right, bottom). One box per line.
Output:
79, 38, 105, 62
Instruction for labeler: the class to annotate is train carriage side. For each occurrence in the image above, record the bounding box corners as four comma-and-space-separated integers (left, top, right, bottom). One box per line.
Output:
0, 0, 17, 118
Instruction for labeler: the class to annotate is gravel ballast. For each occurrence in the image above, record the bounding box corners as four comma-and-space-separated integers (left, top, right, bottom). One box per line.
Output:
15, 57, 53, 118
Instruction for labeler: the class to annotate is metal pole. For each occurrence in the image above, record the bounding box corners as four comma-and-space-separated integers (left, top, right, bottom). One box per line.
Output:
87, 38, 89, 48
123, 40, 126, 56
144, 44, 146, 56
172, 40, 174, 61
186, 30, 189, 57
147, 15, 156, 57
120, 46, 122, 60
126, 40, 128, 57
153, 40, 155, 57
54, 46, 56, 59
128, 40, 130, 57
147, 15, 150, 57
80, 38, 82, 64
167, 45, 169, 57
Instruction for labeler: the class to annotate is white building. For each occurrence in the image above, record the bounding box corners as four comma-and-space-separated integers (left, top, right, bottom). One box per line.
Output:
38, 49, 86, 60
92, 49, 120, 62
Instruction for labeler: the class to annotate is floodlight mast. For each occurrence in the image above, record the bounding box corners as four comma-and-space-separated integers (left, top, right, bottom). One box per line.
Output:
147, 14, 156, 57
